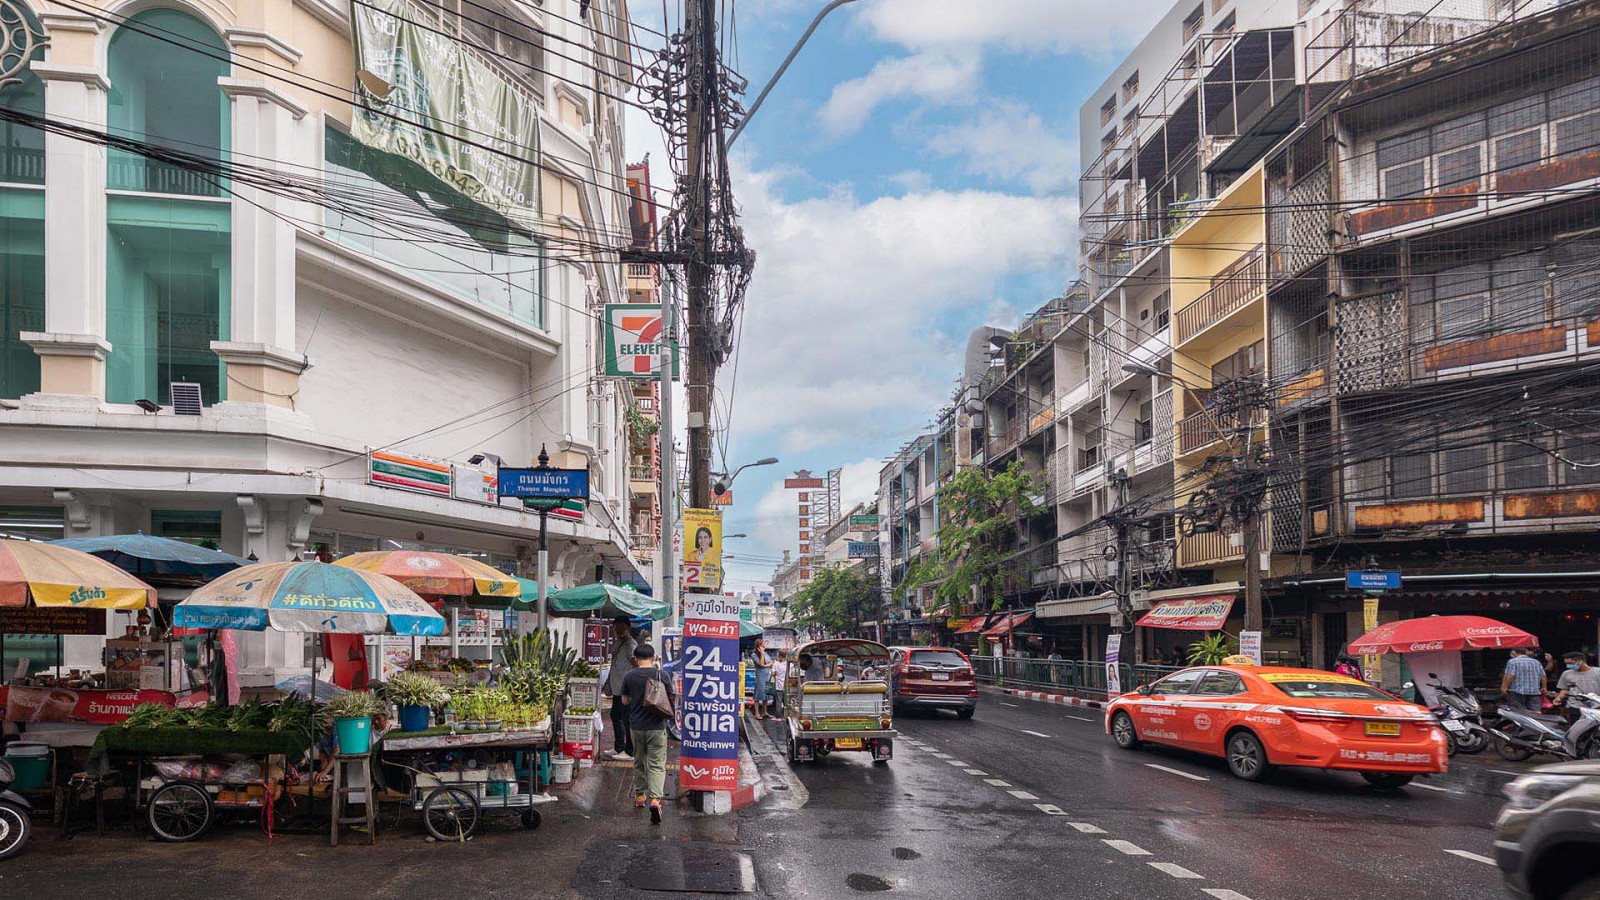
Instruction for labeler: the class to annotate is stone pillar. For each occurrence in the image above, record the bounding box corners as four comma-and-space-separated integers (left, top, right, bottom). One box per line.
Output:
232, 496, 322, 685
211, 77, 310, 414
22, 61, 110, 407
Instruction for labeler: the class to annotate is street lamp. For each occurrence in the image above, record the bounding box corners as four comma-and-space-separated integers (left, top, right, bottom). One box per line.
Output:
712, 457, 778, 495
466, 452, 505, 467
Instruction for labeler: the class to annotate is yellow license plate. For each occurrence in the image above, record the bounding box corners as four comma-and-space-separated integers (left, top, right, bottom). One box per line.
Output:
1364, 721, 1402, 737
833, 738, 863, 750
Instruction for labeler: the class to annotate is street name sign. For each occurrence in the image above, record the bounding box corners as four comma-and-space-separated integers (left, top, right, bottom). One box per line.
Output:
1346, 571, 1400, 591
497, 467, 590, 500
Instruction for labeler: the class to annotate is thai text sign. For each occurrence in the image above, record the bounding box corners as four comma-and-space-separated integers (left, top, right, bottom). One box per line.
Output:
1347, 571, 1401, 591
0, 686, 208, 724
1135, 594, 1235, 630
847, 541, 880, 559
604, 305, 680, 378
848, 514, 879, 531
0, 608, 108, 635
682, 508, 723, 590
498, 467, 590, 500
679, 593, 741, 792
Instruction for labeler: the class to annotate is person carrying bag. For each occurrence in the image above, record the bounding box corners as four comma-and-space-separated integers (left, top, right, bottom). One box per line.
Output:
621, 643, 677, 824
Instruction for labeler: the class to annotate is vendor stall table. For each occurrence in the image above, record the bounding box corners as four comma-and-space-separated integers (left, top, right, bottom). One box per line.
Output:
383, 722, 555, 838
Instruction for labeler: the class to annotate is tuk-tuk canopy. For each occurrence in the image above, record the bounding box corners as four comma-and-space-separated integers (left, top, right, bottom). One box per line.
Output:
796, 638, 889, 659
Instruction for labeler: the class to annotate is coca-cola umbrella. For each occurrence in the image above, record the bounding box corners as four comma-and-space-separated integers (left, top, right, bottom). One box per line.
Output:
1348, 615, 1536, 655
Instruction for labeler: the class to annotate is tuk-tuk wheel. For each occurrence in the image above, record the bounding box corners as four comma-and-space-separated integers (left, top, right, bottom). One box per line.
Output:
873, 759, 889, 766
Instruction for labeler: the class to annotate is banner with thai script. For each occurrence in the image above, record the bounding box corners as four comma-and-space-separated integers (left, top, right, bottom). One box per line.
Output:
678, 593, 741, 792
0, 686, 208, 723
1135, 594, 1236, 631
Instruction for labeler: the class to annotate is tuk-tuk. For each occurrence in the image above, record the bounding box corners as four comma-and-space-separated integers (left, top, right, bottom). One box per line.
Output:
785, 638, 895, 765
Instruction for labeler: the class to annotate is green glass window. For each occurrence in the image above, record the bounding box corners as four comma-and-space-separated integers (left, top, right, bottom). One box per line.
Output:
151, 509, 222, 546
106, 195, 229, 406
0, 8, 45, 187
0, 505, 62, 541
106, 9, 228, 196
0, 189, 42, 397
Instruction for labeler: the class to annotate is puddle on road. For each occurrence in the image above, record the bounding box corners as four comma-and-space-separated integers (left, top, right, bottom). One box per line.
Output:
891, 847, 921, 861
847, 873, 894, 892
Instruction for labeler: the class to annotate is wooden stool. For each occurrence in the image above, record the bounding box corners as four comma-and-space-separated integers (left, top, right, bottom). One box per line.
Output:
330, 753, 376, 846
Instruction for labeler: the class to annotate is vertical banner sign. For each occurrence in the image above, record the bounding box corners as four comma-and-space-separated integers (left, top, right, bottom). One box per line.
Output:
1239, 630, 1263, 666
681, 507, 723, 591
1105, 634, 1123, 696
679, 593, 741, 793
1362, 596, 1381, 684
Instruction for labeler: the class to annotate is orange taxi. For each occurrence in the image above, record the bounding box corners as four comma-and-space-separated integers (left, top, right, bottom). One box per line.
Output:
1104, 662, 1447, 788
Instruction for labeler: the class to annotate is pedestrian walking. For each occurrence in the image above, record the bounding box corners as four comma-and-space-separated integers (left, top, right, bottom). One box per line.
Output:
1501, 647, 1547, 712
749, 636, 774, 720
620, 643, 676, 824
604, 617, 637, 760
771, 650, 790, 716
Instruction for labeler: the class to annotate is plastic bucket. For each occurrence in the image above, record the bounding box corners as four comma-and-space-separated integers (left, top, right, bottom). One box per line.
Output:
3, 747, 48, 791
397, 704, 430, 733
332, 716, 372, 755
551, 755, 574, 784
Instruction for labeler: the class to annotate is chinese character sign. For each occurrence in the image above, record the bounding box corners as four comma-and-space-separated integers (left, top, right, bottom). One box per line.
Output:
681, 507, 723, 590
679, 593, 741, 792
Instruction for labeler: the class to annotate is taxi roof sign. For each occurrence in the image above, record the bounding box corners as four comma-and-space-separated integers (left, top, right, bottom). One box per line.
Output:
1220, 655, 1257, 666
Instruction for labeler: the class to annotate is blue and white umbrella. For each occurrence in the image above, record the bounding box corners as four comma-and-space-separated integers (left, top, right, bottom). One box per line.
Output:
172, 561, 445, 635
52, 532, 249, 578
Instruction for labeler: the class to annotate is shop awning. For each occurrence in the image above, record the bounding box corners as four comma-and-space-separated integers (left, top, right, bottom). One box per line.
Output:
1136, 594, 1235, 630
983, 611, 1034, 637
953, 616, 990, 634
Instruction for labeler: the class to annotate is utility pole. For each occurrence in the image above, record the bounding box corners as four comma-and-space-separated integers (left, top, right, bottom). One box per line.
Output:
683, 0, 716, 512
660, 280, 679, 629
1109, 467, 1135, 662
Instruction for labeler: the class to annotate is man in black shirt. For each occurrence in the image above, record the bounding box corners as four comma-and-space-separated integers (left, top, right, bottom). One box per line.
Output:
620, 643, 676, 823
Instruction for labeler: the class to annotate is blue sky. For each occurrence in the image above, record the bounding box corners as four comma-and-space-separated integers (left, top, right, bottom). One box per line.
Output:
626, 1, 1149, 591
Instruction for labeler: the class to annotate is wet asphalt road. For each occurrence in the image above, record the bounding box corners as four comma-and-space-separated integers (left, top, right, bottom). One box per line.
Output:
743, 691, 1520, 900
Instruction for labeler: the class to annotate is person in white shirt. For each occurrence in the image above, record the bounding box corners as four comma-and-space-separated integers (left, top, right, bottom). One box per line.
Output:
770, 650, 791, 715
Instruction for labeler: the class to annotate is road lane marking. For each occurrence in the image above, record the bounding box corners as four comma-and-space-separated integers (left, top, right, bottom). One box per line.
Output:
1444, 849, 1496, 866
1064, 714, 1095, 722
1412, 782, 1460, 794
984, 779, 1011, 787
1145, 763, 1209, 781
1203, 891, 1256, 900
1067, 823, 1106, 833
944, 759, 969, 767
1008, 790, 1040, 800
1490, 769, 1525, 777
1000, 701, 1019, 707
1034, 804, 1067, 815
964, 769, 988, 776
1149, 863, 1203, 880
929, 753, 951, 759
1021, 730, 1052, 738
1103, 840, 1151, 856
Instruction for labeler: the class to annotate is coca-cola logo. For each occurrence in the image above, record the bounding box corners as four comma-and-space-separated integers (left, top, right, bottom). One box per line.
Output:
1406, 641, 1446, 652
1464, 626, 1514, 637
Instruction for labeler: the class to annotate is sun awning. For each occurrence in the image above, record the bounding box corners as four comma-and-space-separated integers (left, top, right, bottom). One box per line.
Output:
983, 611, 1034, 637
1135, 594, 1236, 630
953, 616, 990, 634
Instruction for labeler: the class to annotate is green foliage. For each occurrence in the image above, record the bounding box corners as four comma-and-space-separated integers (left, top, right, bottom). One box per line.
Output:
789, 565, 876, 636
626, 403, 660, 456
325, 690, 384, 720
501, 630, 579, 709
914, 462, 1046, 612
387, 670, 449, 708
1187, 633, 1238, 666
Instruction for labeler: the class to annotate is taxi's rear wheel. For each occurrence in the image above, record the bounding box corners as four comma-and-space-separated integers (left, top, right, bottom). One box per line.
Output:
1111, 712, 1141, 750
1360, 772, 1414, 790
1225, 731, 1270, 782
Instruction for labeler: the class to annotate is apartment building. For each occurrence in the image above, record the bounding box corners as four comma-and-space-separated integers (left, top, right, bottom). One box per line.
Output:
623, 162, 664, 590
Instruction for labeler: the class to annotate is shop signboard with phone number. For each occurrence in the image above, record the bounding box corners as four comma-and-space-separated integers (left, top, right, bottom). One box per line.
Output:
678, 593, 741, 792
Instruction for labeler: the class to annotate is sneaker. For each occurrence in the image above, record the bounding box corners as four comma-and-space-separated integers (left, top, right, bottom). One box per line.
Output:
649, 799, 662, 825
614, 752, 634, 761
635, 793, 648, 808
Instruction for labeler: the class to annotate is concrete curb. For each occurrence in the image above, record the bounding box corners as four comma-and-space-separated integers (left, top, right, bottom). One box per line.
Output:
982, 684, 1107, 710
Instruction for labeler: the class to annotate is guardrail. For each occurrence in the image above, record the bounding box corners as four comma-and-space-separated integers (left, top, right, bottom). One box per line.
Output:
970, 657, 1184, 698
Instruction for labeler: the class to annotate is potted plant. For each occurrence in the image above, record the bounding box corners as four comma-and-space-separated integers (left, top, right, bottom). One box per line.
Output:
387, 671, 447, 733
1187, 633, 1238, 666
324, 690, 384, 755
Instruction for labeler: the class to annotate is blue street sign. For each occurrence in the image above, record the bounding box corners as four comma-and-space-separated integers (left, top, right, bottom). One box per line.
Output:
497, 467, 590, 500
1346, 570, 1401, 591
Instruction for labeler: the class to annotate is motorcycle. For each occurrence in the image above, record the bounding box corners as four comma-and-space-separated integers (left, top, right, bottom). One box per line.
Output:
1490, 691, 1600, 762
0, 756, 32, 861
1426, 679, 1490, 756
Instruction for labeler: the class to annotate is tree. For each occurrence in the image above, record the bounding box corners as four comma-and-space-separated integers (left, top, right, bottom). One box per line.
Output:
903, 462, 1045, 613
790, 565, 875, 636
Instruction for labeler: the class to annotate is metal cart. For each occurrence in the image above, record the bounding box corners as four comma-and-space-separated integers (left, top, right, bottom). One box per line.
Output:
383, 724, 555, 840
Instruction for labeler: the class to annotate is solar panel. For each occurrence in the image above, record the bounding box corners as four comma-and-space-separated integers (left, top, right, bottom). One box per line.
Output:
170, 382, 203, 416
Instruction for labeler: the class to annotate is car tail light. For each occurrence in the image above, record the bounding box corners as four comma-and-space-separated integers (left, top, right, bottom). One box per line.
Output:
800, 717, 814, 729
1277, 706, 1355, 723
954, 668, 973, 680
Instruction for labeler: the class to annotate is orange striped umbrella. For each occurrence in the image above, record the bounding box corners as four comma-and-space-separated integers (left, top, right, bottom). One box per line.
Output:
0, 539, 156, 609
333, 551, 521, 604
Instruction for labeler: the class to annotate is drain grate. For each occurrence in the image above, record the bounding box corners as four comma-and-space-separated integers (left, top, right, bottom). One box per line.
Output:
621, 844, 758, 894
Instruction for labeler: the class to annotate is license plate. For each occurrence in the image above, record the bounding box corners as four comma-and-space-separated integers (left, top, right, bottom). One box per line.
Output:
1364, 721, 1402, 737
931, 672, 951, 681
1440, 720, 1467, 733
834, 738, 863, 750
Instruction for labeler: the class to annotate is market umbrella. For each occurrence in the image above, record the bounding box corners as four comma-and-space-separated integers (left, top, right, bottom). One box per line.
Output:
740, 619, 764, 639
1348, 615, 1536, 655
274, 674, 348, 700
332, 550, 521, 607
0, 538, 156, 609
52, 532, 249, 579
544, 582, 669, 620
172, 561, 445, 635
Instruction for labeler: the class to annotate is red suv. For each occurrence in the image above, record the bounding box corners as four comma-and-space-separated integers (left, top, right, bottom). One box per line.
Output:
887, 646, 979, 719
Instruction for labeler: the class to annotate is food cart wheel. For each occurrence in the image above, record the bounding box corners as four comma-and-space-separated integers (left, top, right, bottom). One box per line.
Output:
421, 786, 480, 841
146, 781, 213, 842
520, 808, 541, 830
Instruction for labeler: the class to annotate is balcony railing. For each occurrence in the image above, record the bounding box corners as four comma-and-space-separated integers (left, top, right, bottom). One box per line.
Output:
1179, 530, 1242, 567
986, 421, 1022, 458
628, 465, 657, 482
1175, 246, 1265, 344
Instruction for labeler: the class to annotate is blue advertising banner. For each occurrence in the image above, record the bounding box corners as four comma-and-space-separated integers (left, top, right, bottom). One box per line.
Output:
497, 467, 590, 499
678, 593, 741, 792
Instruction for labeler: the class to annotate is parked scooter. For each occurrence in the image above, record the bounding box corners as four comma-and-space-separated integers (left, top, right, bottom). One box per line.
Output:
1490, 691, 1600, 762
0, 756, 32, 861
1426, 679, 1490, 755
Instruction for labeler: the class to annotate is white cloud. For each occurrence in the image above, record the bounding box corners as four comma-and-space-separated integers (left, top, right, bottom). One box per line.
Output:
817, 53, 981, 136
726, 165, 1076, 457
933, 102, 1080, 195
854, 0, 1146, 55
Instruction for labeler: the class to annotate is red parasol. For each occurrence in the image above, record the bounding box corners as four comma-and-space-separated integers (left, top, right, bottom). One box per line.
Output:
1347, 615, 1536, 655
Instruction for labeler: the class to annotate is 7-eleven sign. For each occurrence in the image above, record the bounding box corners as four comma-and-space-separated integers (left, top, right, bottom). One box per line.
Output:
605, 304, 680, 379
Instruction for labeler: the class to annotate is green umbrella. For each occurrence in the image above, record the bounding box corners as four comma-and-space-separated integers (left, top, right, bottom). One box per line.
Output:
546, 582, 669, 620
508, 578, 543, 611
740, 618, 764, 639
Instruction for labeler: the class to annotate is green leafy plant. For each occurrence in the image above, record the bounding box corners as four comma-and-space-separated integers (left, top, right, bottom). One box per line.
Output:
1187, 633, 1238, 666
790, 565, 876, 635
901, 462, 1047, 613
324, 690, 383, 720
626, 402, 660, 456
387, 670, 449, 708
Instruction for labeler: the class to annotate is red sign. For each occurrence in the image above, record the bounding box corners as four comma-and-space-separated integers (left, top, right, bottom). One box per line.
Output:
711, 491, 733, 506
0, 685, 209, 724
685, 619, 739, 639
1136, 595, 1236, 631
784, 478, 825, 489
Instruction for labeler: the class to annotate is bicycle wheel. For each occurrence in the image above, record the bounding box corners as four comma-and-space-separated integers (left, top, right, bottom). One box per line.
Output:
422, 786, 479, 841
147, 782, 212, 842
